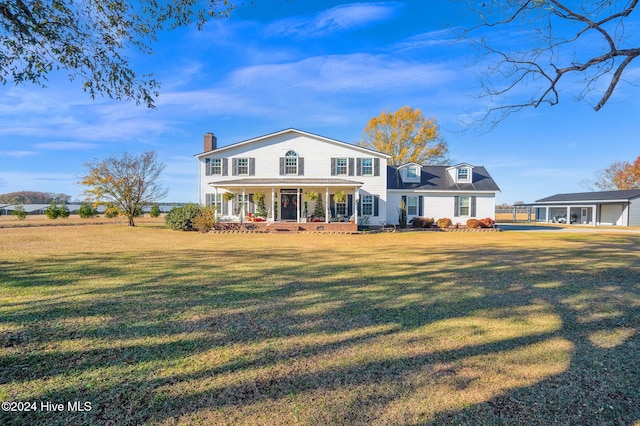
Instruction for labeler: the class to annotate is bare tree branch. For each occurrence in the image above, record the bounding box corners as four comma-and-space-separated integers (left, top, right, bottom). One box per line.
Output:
459, 0, 640, 128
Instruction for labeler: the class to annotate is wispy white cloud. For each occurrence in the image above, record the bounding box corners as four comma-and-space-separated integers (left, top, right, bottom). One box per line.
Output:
230, 53, 454, 92
34, 142, 99, 150
266, 2, 403, 38
0, 150, 38, 158
391, 29, 459, 52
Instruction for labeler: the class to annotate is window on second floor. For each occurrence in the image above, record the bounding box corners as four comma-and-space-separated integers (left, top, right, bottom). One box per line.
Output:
361, 158, 373, 176
210, 158, 222, 175
336, 158, 348, 175
285, 150, 298, 175
237, 158, 249, 175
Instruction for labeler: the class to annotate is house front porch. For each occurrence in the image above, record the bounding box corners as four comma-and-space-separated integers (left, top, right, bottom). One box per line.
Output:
207, 178, 364, 225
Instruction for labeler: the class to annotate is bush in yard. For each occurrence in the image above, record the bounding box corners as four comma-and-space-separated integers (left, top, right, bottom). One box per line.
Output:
13, 205, 27, 220
58, 202, 70, 219
193, 206, 217, 233
467, 218, 480, 228
45, 201, 60, 219
411, 216, 434, 228
436, 217, 452, 228
479, 217, 495, 228
78, 202, 98, 218
149, 204, 161, 218
165, 204, 202, 231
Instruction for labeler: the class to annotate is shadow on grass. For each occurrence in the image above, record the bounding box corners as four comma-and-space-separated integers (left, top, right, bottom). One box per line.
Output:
1, 233, 639, 425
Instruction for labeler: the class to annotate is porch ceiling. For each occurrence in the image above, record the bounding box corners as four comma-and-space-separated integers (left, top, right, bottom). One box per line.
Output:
208, 178, 364, 188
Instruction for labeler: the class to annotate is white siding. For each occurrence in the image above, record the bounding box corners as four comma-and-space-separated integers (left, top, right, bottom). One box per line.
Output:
387, 192, 496, 225
197, 131, 389, 224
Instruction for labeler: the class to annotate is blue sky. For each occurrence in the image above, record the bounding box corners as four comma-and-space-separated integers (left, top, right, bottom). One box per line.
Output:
1, 1, 638, 204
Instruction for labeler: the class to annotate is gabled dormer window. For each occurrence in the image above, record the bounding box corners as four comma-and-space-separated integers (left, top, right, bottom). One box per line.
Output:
457, 168, 470, 182
406, 167, 419, 179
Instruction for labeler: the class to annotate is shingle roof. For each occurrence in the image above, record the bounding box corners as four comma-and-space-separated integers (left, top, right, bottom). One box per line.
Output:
386, 165, 500, 192
535, 189, 640, 203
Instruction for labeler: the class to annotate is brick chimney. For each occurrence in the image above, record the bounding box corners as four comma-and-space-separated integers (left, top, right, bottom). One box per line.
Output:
204, 132, 217, 152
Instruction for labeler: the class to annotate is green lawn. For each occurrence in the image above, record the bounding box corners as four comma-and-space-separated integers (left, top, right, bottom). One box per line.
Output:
1, 224, 639, 425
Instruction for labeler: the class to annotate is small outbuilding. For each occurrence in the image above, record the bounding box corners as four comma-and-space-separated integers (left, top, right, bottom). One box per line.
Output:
531, 190, 640, 226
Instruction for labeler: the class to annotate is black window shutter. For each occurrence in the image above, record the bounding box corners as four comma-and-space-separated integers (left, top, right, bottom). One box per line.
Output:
348, 158, 355, 176
222, 198, 229, 215
356, 158, 362, 176
374, 158, 380, 176
249, 194, 255, 213
249, 158, 255, 176
418, 196, 423, 216
298, 158, 304, 176
205, 158, 211, 176
232, 158, 238, 176
222, 158, 228, 176
374, 195, 379, 216
330, 158, 336, 176
347, 194, 353, 216
471, 196, 477, 217
454, 196, 460, 216
330, 195, 335, 217
279, 157, 285, 175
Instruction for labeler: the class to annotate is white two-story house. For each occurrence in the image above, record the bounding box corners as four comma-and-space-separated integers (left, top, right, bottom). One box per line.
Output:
195, 128, 500, 226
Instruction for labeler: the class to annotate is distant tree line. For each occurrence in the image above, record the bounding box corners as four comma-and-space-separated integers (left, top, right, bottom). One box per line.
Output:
0, 191, 72, 204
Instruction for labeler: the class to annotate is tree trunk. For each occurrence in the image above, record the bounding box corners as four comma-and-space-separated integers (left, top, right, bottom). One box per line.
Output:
128, 215, 135, 227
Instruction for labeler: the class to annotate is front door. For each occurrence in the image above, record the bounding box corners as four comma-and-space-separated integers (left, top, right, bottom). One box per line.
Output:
281, 191, 298, 220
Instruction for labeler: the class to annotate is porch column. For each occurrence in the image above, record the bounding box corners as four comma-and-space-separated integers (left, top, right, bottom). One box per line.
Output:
242, 187, 246, 222
592, 204, 597, 226
296, 188, 301, 223
545, 206, 549, 223
214, 187, 218, 221
271, 187, 275, 221
567, 206, 571, 224
325, 186, 330, 223
354, 188, 359, 225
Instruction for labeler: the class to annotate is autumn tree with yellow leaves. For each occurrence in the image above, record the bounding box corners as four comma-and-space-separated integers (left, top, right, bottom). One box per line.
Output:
359, 106, 449, 166
81, 151, 167, 226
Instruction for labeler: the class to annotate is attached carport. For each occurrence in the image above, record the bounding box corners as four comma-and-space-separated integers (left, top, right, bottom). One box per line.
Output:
529, 189, 640, 227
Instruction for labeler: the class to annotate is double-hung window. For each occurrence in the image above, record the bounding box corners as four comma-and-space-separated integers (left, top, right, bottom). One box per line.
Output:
336, 158, 348, 175
361, 158, 373, 176
457, 168, 469, 181
210, 158, 222, 175
407, 196, 418, 216
335, 201, 347, 216
458, 196, 470, 216
207, 193, 222, 213
285, 150, 298, 175
361, 195, 373, 215
237, 158, 249, 175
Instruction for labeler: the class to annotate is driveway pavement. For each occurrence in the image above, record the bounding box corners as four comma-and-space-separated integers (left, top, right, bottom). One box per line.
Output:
497, 223, 640, 234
